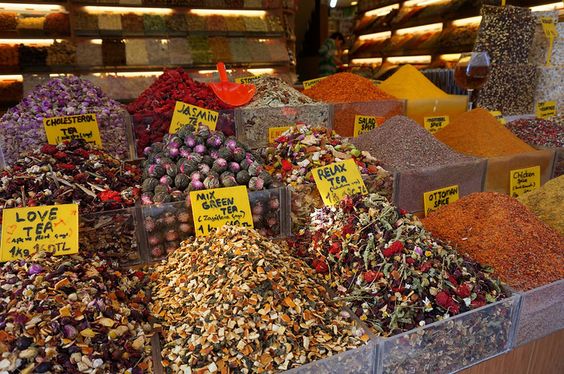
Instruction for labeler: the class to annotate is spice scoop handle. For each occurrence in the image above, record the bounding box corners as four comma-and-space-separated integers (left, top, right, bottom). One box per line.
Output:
217, 62, 229, 83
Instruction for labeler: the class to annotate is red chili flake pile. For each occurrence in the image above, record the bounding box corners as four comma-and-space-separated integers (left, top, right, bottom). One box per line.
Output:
423, 192, 564, 291
302, 72, 395, 103
127, 68, 232, 156
505, 116, 564, 148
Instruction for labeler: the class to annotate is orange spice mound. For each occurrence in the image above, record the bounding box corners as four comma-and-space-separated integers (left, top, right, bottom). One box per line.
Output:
434, 108, 534, 157
422, 192, 564, 291
303, 72, 396, 103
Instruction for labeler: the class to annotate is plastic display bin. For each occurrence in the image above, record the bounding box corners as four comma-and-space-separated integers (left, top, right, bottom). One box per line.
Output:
331, 100, 406, 138
288, 342, 377, 374
405, 95, 468, 127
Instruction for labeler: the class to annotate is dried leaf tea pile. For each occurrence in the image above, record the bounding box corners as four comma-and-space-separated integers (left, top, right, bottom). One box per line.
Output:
150, 226, 366, 373
517, 176, 564, 236
423, 192, 564, 290
244, 76, 316, 108
291, 194, 506, 336
0, 252, 153, 373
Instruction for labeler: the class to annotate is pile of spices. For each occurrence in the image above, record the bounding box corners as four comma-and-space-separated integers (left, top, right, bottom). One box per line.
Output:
434, 108, 534, 157
291, 193, 506, 337
534, 66, 563, 110
0, 76, 131, 164
0, 251, 152, 373
379, 64, 449, 99
303, 73, 395, 102
517, 176, 564, 236
422, 192, 564, 291
0, 12, 17, 31
150, 226, 366, 373
127, 68, 231, 157
0, 44, 18, 66
46, 40, 76, 66
121, 13, 144, 33
43, 13, 70, 35
101, 39, 126, 66
18, 45, 47, 67
245, 76, 316, 108
505, 117, 564, 148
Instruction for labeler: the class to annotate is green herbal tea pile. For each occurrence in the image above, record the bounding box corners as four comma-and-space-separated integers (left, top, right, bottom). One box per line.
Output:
517, 176, 564, 236
291, 194, 506, 336
150, 226, 366, 373
423, 192, 564, 291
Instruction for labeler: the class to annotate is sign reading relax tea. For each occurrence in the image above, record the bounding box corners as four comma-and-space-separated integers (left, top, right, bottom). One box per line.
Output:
312, 159, 368, 206
535, 101, 557, 119
190, 186, 253, 237
303, 77, 327, 89
169, 101, 219, 134
43, 114, 102, 147
1, 204, 79, 262
424, 116, 450, 134
509, 166, 540, 197
423, 185, 459, 217
268, 126, 292, 143
353, 115, 384, 137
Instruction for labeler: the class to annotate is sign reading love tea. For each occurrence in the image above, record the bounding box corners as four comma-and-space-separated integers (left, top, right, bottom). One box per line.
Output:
312, 159, 368, 206
353, 115, 384, 137
423, 185, 459, 217
169, 101, 219, 134
303, 77, 327, 89
190, 186, 253, 237
1, 204, 79, 261
268, 126, 292, 143
43, 114, 102, 147
424, 116, 450, 134
510, 166, 540, 197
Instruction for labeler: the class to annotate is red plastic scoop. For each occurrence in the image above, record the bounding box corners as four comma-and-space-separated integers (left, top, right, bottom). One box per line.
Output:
209, 62, 256, 107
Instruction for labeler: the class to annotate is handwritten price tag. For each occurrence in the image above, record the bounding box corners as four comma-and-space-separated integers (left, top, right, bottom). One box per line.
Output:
423, 185, 459, 217
190, 186, 253, 237
536, 101, 557, 119
353, 115, 384, 137
303, 77, 327, 89
424, 116, 450, 134
1, 204, 79, 262
43, 114, 102, 147
312, 159, 368, 206
510, 166, 540, 197
169, 101, 219, 134
268, 126, 292, 143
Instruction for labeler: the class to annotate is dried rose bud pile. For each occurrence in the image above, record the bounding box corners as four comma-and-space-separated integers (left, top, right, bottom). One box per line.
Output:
505, 116, 563, 148
150, 226, 366, 373
291, 194, 507, 337
0, 252, 152, 373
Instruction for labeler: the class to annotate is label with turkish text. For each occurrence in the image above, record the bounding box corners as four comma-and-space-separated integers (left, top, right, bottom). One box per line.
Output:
169, 101, 219, 134
353, 115, 384, 137
303, 77, 327, 89
235, 74, 265, 84
190, 186, 253, 237
371, 80, 383, 85
43, 114, 102, 147
423, 185, 459, 217
424, 116, 450, 134
536, 101, 557, 119
1, 204, 79, 262
268, 126, 292, 143
312, 159, 368, 206
510, 166, 540, 197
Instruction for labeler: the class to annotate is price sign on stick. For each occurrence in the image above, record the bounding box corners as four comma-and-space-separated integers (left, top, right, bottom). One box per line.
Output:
424, 116, 450, 134
169, 101, 219, 134
43, 114, 102, 147
353, 115, 384, 137
303, 77, 327, 89
1, 204, 79, 262
540, 17, 558, 66
510, 166, 540, 197
536, 101, 557, 119
312, 159, 368, 206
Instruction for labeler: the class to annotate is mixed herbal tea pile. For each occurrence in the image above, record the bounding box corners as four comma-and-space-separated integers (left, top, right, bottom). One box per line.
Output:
150, 226, 366, 373
423, 192, 564, 291
291, 193, 506, 336
0, 252, 153, 373
244, 76, 316, 108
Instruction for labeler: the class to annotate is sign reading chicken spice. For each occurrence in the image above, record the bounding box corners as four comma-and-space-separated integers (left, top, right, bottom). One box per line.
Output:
43, 113, 102, 147
423, 185, 459, 216
190, 185, 253, 236
302, 77, 327, 89
535, 101, 557, 119
169, 101, 219, 134
510, 166, 540, 197
1, 204, 79, 261
312, 159, 368, 206
424, 115, 450, 134
353, 115, 384, 137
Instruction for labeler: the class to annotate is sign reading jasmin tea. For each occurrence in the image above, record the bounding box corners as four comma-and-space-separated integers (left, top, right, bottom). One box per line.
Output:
268, 126, 292, 143
424, 116, 450, 134
509, 166, 540, 197
303, 77, 327, 89
423, 185, 459, 217
312, 159, 368, 206
169, 101, 219, 134
489, 110, 506, 124
535, 101, 557, 119
1, 204, 79, 262
43, 114, 102, 147
190, 186, 253, 237
353, 115, 384, 137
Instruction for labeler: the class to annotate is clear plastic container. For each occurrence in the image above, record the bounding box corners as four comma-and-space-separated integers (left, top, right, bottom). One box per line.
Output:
405, 95, 468, 127
288, 342, 377, 374
331, 100, 406, 138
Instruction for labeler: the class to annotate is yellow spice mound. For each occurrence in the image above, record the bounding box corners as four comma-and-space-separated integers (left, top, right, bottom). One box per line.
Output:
379, 64, 448, 100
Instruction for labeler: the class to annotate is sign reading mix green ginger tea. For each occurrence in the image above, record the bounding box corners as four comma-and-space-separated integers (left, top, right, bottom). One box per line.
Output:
43, 113, 102, 147
423, 185, 459, 217
169, 101, 219, 134
312, 159, 368, 206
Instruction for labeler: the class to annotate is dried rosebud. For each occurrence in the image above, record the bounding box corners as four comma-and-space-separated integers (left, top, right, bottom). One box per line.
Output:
218, 147, 233, 161
142, 178, 159, 193
248, 176, 264, 191
188, 180, 204, 191
224, 137, 238, 150
194, 144, 206, 154
228, 162, 241, 174
148, 164, 165, 178
174, 174, 190, 190
236, 170, 251, 185
28, 264, 43, 275
63, 324, 78, 339
203, 175, 220, 189
206, 134, 223, 149
212, 158, 228, 174
220, 172, 238, 187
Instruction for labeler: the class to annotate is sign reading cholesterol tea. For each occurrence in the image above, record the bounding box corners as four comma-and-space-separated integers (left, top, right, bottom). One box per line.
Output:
169, 101, 219, 134
1, 204, 79, 262
424, 116, 450, 134
190, 186, 253, 237
43, 114, 102, 147
353, 115, 384, 137
423, 185, 459, 217
510, 166, 540, 197
268, 126, 292, 143
312, 159, 368, 206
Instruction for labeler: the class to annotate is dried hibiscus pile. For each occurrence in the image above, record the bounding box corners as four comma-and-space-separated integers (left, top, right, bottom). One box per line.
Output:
127, 68, 232, 156
291, 193, 507, 337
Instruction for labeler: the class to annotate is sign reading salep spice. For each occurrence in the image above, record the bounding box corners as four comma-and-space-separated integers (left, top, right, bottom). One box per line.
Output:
510, 166, 540, 197
353, 115, 384, 137
302, 77, 327, 89
43, 114, 102, 147
312, 159, 368, 206
535, 101, 557, 119
424, 116, 449, 134
423, 185, 459, 217
169, 101, 219, 134
268, 126, 292, 143
190, 186, 253, 237
1, 204, 79, 262
489, 110, 507, 124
